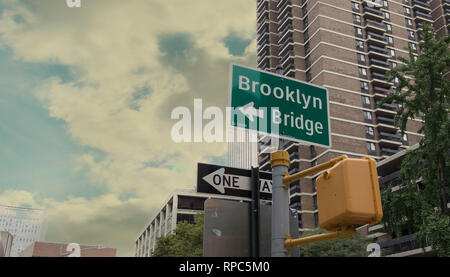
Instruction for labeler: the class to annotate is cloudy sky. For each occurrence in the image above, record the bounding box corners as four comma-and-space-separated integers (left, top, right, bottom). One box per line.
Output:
0, 0, 257, 256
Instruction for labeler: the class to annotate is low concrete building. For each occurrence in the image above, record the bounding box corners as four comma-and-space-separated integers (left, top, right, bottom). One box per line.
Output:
135, 189, 257, 257
19, 242, 116, 257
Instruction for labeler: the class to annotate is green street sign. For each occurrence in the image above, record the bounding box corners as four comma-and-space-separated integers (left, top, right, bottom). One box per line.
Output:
229, 64, 331, 148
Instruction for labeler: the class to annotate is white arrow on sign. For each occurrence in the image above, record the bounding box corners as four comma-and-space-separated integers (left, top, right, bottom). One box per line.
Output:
239, 102, 264, 122
202, 168, 272, 194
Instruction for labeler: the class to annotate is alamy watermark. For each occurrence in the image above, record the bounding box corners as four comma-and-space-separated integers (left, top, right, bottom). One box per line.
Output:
66, 0, 81, 8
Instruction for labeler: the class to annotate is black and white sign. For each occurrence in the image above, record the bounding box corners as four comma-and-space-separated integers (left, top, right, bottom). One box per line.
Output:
197, 163, 272, 199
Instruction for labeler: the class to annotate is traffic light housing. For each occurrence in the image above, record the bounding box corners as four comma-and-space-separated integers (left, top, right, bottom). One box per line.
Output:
316, 157, 383, 231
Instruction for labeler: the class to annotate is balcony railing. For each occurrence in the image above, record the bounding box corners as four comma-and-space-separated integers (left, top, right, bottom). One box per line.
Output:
257, 38, 269, 52
370, 58, 390, 68
282, 63, 295, 75
278, 10, 292, 24
414, 11, 433, 20
367, 32, 388, 43
289, 201, 301, 210
257, 51, 269, 63
373, 86, 393, 95
278, 36, 293, 53
257, 5, 269, 18
282, 140, 296, 149
278, 12, 292, 31
381, 147, 400, 156
289, 184, 301, 195
377, 116, 395, 125
277, 0, 291, 13
379, 235, 426, 256
257, 27, 269, 41
365, 19, 386, 30
379, 131, 402, 141
371, 71, 388, 80
377, 102, 398, 111
259, 154, 270, 165
289, 168, 300, 175
289, 152, 300, 160
379, 170, 401, 187
368, 45, 389, 55
412, 0, 431, 9
280, 50, 294, 64
363, 6, 384, 17
278, 23, 293, 40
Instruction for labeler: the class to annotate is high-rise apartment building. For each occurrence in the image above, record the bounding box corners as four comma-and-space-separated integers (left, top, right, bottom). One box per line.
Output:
0, 204, 47, 257
255, 0, 446, 231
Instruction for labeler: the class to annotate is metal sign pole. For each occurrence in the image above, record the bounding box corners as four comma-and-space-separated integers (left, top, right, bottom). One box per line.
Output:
270, 150, 290, 257
250, 166, 260, 257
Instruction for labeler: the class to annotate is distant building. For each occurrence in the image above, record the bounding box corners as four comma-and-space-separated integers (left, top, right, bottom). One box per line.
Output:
363, 143, 444, 257
135, 189, 256, 257
0, 231, 13, 257
19, 242, 116, 257
0, 204, 47, 257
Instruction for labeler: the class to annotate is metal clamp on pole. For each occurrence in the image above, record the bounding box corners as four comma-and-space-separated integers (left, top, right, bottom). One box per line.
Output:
283, 155, 348, 188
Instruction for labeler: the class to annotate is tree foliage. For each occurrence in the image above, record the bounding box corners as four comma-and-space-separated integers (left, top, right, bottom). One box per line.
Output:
152, 213, 203, 257
378, 24, 450, 256
297, 229, 372, 257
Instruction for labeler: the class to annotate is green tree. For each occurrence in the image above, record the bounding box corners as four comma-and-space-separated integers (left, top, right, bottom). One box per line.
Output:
378, 24, 450, 256
297, 229, 373, 257
152, 213, 203, 257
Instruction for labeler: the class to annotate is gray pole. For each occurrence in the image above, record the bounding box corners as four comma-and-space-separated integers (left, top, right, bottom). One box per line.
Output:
270, 150, 290, 257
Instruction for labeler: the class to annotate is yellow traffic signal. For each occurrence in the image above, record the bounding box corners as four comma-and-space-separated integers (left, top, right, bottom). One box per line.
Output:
316, 157, 383, 232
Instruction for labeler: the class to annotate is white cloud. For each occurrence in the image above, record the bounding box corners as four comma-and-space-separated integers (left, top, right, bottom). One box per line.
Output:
0, 0, 257, 256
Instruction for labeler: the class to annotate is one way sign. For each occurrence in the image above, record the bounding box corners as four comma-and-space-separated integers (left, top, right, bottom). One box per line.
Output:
197, 163, 272, 200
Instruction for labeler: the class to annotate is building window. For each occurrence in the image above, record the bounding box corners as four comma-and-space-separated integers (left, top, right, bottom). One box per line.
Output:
383, 0, 388, 8
383, 11, 390, 21
386, 23, 392, 33
402, 133, 408, 144
409, 42, 417, 52
310, 145, 316, 158
357, 53, 366, 65
408, 30, 415, 40
365, 126, 375, 137
363, 111, 372, 121
355, 27, 363, 38
404, 7, 411, 16
303, 16, 309, 28
356, 39, 364, 51
314, 213, 319, 227
362, 96, 371, 106
358, 67, 367, 77
389, 48, 396, 58
406, 18, 413, 27
313, 196, 318, 210
305, 42, 310, 55
386, 35, 394, 46
360, 81, 369, 92
390, 61, 397, 68
352, 2, 360, 12
302, 7, 308, 16
353, 14, 361, 25
367, 142, 376, 153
